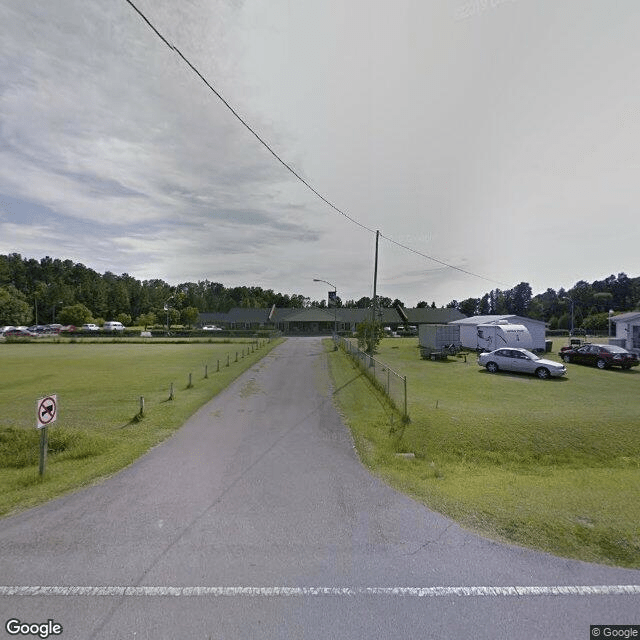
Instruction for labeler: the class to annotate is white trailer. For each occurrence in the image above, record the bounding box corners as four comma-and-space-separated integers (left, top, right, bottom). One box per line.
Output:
418, 324, 461, 358
476, 323, 532, 351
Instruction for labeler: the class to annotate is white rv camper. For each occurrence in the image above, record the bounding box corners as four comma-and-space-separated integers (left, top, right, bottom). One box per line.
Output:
476, 323, 533, 351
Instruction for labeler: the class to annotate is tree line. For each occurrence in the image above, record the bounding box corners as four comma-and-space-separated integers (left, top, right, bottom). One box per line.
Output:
445, 274, 640, 331
1, 253, 638, 331
0, 253, 422, 327
0, 254, 317, 327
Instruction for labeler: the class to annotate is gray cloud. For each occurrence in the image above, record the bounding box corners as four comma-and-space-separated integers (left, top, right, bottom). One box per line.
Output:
1, 0, 640, 304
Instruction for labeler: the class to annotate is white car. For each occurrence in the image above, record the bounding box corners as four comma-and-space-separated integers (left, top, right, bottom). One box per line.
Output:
202, 325, 222, 331
103, 321, 125, 332
477, 348, 566, 379
81, 323, 100, 331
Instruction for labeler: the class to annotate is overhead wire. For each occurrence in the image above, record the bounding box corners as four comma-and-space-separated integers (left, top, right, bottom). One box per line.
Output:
123, 0, 506, 288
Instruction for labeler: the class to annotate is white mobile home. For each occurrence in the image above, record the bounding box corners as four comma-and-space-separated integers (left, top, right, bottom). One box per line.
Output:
449, 315, 547, 351
611, 312, 640, 354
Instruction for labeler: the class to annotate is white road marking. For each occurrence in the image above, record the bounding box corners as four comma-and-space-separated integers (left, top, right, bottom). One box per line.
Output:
1, 585, 639, 598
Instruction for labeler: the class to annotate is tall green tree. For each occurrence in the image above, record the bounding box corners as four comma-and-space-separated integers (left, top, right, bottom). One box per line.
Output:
58, 303, 92, 326
0, 285, 32, 325
181, 306, 199, 328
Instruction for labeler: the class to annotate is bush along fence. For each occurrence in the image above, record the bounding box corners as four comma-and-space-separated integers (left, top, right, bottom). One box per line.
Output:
335, 336, 408, 420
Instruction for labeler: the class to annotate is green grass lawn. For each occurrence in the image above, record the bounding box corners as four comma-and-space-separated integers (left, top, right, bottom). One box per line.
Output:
0, 338, 280, 516
328, 337, 640, 568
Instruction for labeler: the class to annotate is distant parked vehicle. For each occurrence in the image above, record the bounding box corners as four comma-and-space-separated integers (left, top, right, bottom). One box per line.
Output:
478, 348, 567, 379
202, 325, 222, 331
81, 323, 100, 331
559, 343, 639, 370
3, 328, 36, 338
103, 321, 125, 332
28, 325, 49, 334
59, 325, 77, 333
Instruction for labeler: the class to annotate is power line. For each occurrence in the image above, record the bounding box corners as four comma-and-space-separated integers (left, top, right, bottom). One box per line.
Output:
123, 0, 506, 288
381, 234, 509, 286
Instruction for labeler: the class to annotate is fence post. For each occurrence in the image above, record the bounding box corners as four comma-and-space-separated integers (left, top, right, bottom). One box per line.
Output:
403, 375, 408, 419
204, 364, 208, 379
139, 396, 145, 418
169, 382, 174, 401
188, 373, 193, 388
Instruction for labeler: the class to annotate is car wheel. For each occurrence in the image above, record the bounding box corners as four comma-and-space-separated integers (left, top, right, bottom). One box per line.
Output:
486, 362, 498, 373
596, 359, 607, 369
535, 367, 550, 379
562, 355, 571, 363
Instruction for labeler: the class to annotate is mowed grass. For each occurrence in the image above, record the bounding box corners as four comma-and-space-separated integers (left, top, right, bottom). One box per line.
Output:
328, 338, 640, 568
0, 338, 280, 516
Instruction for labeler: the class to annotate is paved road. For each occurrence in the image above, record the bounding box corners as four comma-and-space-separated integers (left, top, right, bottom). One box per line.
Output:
1, 338, 638, 639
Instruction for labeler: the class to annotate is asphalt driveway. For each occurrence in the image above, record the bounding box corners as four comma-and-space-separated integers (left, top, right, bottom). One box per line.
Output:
0, 338, 638, 639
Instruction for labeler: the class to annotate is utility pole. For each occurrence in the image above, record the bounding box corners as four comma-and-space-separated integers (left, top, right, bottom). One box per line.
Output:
372, 230, 379, 325
369, 230, 380, 354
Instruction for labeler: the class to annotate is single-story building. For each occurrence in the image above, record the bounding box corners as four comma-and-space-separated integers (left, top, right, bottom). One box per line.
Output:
198, 307, 466, 334
611, 312, 640, 354
449, 314, 547, 351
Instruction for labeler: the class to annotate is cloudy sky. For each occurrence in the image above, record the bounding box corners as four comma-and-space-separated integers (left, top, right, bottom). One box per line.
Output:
1, 0, 639, 306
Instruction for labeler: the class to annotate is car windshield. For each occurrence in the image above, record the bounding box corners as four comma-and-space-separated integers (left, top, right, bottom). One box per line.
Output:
519, 349, 540, 360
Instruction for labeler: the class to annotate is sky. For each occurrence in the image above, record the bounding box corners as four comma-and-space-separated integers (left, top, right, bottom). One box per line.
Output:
1, 0, 639, 307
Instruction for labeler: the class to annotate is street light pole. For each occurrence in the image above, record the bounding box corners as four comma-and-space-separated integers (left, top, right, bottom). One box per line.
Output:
313, 278, 337, 346
608, 309, 614, 339
562, 296, 574, 335
164, 296, 174, 335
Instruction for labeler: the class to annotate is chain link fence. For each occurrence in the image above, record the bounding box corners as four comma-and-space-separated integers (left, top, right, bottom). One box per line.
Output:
335, 336, 408, 419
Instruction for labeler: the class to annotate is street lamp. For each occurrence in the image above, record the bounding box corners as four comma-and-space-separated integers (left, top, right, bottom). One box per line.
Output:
313, 278, 338, 346
608, 309, 614, 338
164, 296, 174, 334
561, 296, 574, 335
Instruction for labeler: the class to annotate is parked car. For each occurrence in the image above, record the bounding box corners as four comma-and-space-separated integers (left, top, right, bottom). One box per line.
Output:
103, 321, 125, 332
81, 323, 100, 332
2, 328, 36, 338
28, 325, 49, 334
558, 343, 639, 370
59, 325, 77, 333
478, 348, 567, 379
202, 325, 222, 331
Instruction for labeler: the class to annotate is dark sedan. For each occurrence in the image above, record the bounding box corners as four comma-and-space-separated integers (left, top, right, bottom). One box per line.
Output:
559, 343, 639, 370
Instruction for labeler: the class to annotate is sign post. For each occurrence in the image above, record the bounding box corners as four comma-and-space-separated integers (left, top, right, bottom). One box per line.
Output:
36, 395, 57, 477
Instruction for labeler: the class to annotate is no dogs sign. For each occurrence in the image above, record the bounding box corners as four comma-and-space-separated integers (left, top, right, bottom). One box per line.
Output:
37, 395, 58, 429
